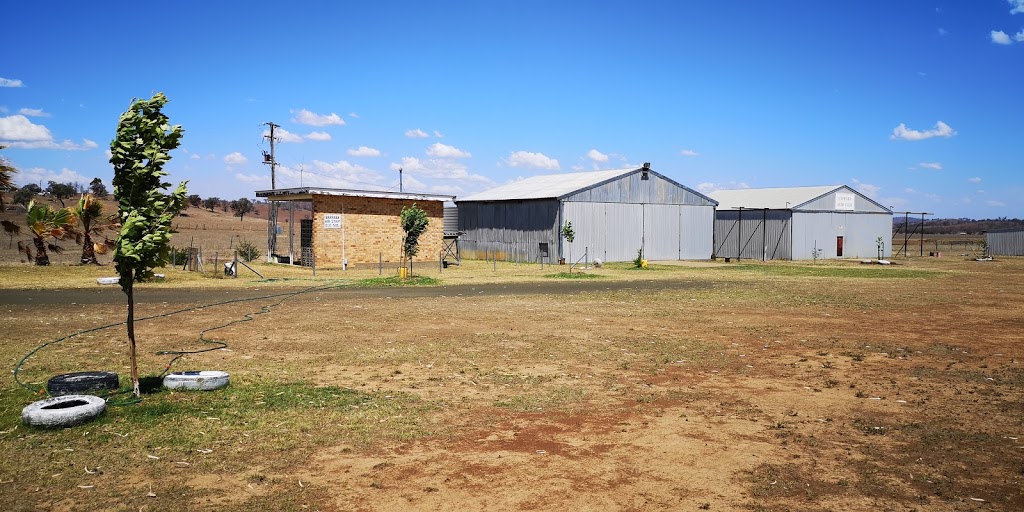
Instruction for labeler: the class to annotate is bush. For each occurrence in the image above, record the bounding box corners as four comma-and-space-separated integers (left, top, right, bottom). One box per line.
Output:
236, 240, 260, 262
633, 248, 647, 269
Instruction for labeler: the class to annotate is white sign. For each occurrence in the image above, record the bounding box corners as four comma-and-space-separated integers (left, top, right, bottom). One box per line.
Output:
834, 193, 855, 211
323, 214, 342, 229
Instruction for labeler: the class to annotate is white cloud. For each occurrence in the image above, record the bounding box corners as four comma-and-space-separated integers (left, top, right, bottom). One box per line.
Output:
434, 130, 444, 138
991, 30, 1013, 45
586, 149, 609, 162
1010, 0, 1024, 14
938, 28, 949, 36
987, 200, 1006, 207
191, 154, 201, 160
890, 121, 956, 141
1016, 29, 1024, 42
104, 149, 112, 159
18, 108, 50, 118
0, 115, 97, 150
290, 109, 345, 126
0, 78, 24, 88
390, 156, 494, 184
0, 106, 7, 113
224, 152, 248, 166
680, 149, 700, 157
968, 177, 982, 183
405, 128, 429, 138
304, 131, 331, 141
349, 112, 359, 118
18, 166, 89, 187
235, 173, 269, 185
918, 162, 942, 170
506, 151, 560, 170
264, 128, 303, 143
851, 178, 880, 197
347, 146, 381, 157
903, 187, 942, 202
269, 160, 389, 189
426, 142, 471, 159
0, 114, 52, 141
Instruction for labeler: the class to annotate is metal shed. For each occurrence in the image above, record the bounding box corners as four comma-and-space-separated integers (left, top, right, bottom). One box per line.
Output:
986, 229, 1024, 256
456, 165, 717, 263
709, 185, 893, 260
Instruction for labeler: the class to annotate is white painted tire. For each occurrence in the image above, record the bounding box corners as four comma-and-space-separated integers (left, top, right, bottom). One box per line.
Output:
163, 371, 230, 391
22, 395, 106, 428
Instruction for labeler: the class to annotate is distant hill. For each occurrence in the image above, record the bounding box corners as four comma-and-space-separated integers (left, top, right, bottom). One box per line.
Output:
893, 217, 1024, 235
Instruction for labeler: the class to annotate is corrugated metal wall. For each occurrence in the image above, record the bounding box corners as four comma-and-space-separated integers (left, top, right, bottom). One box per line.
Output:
714, 210, 793, 260
799, 187, 890, 213
457, 172, 715, 263
791, 212, 892, 259
457, 200, 560, 262
987, 230, 1024, 256
563, 202, 714, 262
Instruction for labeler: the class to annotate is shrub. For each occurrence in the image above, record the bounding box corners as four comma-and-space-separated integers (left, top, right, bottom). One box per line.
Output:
236, 240, 260, 262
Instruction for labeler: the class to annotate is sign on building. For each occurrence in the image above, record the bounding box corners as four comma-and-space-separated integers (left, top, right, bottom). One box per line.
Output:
324, 213, 342, 229
834, 193, 855, 211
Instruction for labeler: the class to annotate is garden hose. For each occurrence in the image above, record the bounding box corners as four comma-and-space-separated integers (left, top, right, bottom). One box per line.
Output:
13, 280, 346, 405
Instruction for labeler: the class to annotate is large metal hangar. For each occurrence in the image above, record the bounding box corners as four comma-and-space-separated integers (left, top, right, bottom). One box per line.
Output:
456, 165, 718, 263
709, 185, 893, 260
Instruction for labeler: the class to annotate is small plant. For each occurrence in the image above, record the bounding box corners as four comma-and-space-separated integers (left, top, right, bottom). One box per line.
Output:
812, 246, 823, 264
236, 240, 260, 262
561, 220, 575, 266
632, 248, 647, 269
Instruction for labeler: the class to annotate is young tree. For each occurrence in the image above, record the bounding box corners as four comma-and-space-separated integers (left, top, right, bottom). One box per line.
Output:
46, 181, 77, 207
230, 197, 254, 221
76, 194, 111, 264
561, 220, 575, 265
0, 145, 17, 209
24, 200, 77, 265
89, 178, 110, 198
203, 196, 220, 211
110, 92, 187, 397
400, 203, 429, 274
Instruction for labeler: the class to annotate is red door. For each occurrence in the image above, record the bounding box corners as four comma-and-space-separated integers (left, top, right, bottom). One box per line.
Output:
836, 236, 844, 257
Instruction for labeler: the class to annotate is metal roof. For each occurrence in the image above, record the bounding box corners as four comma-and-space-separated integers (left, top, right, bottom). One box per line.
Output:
457, 168, 641, 202
255, 187, 454, 202
709, 185, 847, 210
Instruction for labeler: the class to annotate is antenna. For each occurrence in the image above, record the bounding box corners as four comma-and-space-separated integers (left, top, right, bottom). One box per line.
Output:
399, 167, 403, 192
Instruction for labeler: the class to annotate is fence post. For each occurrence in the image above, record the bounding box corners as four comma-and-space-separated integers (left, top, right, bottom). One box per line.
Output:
379, 252, 382, 275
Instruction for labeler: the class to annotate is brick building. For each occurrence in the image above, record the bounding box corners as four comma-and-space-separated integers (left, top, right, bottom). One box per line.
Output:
255, 187, 453, 268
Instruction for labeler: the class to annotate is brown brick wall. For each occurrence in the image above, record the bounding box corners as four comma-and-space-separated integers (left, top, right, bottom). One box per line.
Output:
311, 195, 445, 266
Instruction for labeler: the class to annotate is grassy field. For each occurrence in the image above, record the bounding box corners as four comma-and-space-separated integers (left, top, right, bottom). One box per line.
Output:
1, 251, 1022, 511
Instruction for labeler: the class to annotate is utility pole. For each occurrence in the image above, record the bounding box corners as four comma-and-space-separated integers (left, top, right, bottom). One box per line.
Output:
263, 122, 280, 262
399, 167, 403, 192
263, 122, 279, 189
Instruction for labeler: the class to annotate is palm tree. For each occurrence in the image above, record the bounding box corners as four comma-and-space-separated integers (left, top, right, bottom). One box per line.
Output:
0, 145, 17, 209
25, 200, 77, 266
76, 194, 112, 264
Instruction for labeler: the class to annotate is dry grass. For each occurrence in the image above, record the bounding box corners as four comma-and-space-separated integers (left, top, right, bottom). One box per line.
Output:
2, 196, 1022, 510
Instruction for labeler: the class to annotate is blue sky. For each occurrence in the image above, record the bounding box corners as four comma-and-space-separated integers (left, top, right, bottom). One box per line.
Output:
2, 1, 1022, 218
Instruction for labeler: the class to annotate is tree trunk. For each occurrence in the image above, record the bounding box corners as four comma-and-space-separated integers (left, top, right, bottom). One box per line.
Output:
81, 232, 97, 265
32, 237, 49, 266
126, 270, 140, 397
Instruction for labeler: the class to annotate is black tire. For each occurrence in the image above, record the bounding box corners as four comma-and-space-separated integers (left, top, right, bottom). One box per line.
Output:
22, 395, 106, 428
47, 371, 119, 396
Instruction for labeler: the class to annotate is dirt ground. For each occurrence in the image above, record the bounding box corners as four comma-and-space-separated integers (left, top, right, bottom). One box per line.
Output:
2, 255, 1023, 510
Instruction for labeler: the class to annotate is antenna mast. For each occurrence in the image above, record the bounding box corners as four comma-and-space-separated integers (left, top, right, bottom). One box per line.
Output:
399, 167, 403, 192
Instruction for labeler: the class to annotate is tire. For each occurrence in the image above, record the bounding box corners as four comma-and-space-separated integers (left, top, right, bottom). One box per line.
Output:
163, 371, 230, 391
22, 395, 106, 428
47, 371, 119, 396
